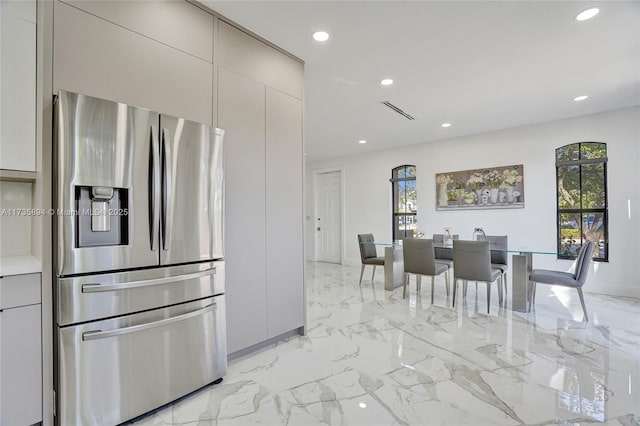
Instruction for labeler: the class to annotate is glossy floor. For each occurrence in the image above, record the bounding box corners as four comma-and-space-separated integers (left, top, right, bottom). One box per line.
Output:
133, 262, 640, 425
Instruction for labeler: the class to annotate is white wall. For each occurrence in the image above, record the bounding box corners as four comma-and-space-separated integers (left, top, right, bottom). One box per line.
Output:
306, 107, 640, 298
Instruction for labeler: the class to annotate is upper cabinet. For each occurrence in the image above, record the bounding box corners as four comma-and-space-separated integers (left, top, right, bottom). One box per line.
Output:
53, 1, 214, 125
60, 0, 213, 62
218, 21, 303, 100
0, 0, 36, 171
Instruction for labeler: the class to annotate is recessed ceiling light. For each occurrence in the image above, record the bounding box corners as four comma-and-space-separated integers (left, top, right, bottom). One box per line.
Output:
358, 402, 367, 409
574, 95, 589, 101
575, 7, 600, 21
358, 140, 367, 144
380, 79, 394, 86
441, 123, 451, 128
312, 31, 329, 42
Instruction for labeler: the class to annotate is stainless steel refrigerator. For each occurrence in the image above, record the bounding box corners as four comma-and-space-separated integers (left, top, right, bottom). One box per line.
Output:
53, 90, 227, 425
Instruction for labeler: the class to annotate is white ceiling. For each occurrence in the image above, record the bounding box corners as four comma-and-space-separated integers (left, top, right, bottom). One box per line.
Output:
202, 1, 640, 161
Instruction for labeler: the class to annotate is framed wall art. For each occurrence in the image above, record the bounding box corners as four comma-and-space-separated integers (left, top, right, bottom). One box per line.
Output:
435, 164, 525, 210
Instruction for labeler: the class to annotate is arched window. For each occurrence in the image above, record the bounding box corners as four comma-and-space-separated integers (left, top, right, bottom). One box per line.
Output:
556, 142, 608, 261
391, 165, 417, 240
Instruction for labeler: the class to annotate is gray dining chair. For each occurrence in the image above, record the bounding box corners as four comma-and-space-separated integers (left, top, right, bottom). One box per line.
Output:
402, 239, 450, 303
529, 241, 595, 321
357, 234, 385, 285
452, 240, 503, 314
486, 235, 509, 302
432, 233, 459, 266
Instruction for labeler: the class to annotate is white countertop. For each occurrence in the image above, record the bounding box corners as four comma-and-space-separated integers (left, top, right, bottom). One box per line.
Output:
0, 255, 42, 277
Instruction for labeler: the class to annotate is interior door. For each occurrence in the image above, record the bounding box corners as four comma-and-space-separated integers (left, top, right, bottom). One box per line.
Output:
160, 115, 224, 265
315, 170, 342, 263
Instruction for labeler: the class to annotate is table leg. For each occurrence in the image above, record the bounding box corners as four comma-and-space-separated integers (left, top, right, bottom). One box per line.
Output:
384, 246, 405, 291
511, 253, 532, 313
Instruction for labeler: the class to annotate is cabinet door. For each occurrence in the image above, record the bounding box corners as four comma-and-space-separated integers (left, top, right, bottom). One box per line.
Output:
218, 68, 267, 354
0, 304, 42, 425
0, 0, 36, 171
265, 88, 304, 337
218, 21, 303, 100
53, 1, 213, 125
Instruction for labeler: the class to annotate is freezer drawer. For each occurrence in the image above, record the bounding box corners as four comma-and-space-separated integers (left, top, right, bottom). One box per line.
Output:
57, 296, 227, 426
57, 261, 224, 326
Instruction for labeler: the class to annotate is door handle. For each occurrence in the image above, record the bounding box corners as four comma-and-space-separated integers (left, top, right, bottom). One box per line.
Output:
161, 128, 173, 251
82, 304, 216, 341
81, 267, 216, 293
149, 125, 160, 251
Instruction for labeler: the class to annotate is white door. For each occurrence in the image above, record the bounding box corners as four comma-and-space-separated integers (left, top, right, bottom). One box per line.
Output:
315, 171, 342, 263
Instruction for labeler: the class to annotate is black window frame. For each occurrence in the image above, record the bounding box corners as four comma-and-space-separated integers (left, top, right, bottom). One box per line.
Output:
555, 142, 608, 262
390, 165, 417, 241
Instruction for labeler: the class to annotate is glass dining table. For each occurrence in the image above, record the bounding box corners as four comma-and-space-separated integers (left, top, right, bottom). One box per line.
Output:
363, 240, 557, 313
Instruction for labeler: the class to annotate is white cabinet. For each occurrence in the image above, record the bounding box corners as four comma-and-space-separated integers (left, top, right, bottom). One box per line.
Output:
265, 88, 304, 338
218, 69, 268, 353
0, 0, 36, 171
0, 273, 42, 426
218, 22, 304, 355
53, 1, 214, 126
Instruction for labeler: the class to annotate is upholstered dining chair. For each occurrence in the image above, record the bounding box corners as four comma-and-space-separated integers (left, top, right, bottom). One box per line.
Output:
402, 239, 450, 303
486, 235, 509, 302
432, 233, 459, 267
529, 241, 595, 321
452, 240, 503, 314
357, 234, 385, 285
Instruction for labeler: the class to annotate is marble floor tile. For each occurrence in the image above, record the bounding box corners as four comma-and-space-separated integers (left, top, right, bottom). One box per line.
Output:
133, 262, 640, 425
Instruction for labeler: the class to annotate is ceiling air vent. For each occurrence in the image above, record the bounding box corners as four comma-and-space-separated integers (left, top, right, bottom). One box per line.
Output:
381, 101, 415, 120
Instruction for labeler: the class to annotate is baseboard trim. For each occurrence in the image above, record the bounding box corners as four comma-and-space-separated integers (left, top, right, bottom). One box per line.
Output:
227, 328, 303, 362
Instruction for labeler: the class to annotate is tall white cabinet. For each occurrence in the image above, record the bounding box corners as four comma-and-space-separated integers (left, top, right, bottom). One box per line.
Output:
265, 88, 304, 338
218, 21, 304, 354
0, 1, 42, 422
0, 0, 36, 171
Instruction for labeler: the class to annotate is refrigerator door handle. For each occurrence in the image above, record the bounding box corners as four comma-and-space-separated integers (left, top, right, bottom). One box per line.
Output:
81, 303, 216, 341
81, 267, 216, 293
150, 125, 161, 251
161, 127, 173, 251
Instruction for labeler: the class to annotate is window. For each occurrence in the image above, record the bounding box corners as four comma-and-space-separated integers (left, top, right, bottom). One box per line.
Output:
556, 142, 608, 261
391, 165, 417, 240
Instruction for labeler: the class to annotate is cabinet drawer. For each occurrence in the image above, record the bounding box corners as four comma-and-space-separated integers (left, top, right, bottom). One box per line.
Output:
0, 303, 42, 426
0, 273, 41, 309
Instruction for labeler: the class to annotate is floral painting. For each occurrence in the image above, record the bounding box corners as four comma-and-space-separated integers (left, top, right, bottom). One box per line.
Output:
435, 164, 525, 210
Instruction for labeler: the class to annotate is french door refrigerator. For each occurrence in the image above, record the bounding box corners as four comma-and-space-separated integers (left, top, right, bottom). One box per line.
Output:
54, 90, 226, 425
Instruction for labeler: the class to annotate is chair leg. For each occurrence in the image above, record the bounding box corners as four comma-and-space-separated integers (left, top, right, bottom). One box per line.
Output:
577, 288, 589, 322
445, 271, 450, 297
403, 273, 408, 299
371, 265, 376, 282
503, 272, 508, 299
497, 276, 503, 305
431, 276, 435, 304
528, 282, 537, 311
452, 278, 458, 307
486, 282, 491, 314
463, 280, 468, 297
359, 265, 365, 286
